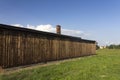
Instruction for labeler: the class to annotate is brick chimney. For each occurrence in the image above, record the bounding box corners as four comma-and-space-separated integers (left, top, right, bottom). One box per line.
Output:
56, 25, 61, 34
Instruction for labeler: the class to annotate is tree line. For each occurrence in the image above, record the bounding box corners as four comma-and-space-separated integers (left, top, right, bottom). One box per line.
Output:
106, 44, 120, 49
96, 44, 120, 50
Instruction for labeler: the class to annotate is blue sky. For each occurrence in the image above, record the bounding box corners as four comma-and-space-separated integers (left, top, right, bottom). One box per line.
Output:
0, 0, 120, 46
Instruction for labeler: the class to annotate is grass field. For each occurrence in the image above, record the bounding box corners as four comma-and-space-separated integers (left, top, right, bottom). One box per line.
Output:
0, 49, 120, 80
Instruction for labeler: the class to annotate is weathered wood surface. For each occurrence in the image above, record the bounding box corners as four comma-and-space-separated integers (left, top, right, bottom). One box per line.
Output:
0, 24, 96, 68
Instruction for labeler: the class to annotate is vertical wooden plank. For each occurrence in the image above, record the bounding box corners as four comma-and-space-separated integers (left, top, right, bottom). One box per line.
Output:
21, 32, 23, 65
2, 30, 6, 68
13, 31, 18, 67
59, 38, 61, 60
7, 30, 10, 67
93, 43, 96, 54
0, 28, 3, 67
11, 30, 15, 67
38, 35, 42, 62
6, 30, 9, 67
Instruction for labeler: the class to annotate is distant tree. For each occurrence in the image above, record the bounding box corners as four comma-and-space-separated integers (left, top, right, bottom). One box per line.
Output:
108, 44, 114, 49
96, 45, 100, 50
96, 42, 100, 50
107, 44, 120, 49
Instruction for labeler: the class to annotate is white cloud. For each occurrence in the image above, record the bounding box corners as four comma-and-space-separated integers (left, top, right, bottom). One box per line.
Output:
61, 28, 88, 37
11, 24, 24, 27
35, 24, 55, 32
11, 24, 89, 38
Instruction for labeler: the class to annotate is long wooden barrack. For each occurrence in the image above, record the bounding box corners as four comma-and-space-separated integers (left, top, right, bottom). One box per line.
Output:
0, 24, 96, 68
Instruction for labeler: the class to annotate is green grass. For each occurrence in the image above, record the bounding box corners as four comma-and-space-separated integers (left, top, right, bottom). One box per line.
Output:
1, 49, 120, 80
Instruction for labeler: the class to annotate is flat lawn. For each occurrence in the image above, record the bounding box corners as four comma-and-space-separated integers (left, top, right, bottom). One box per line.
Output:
0, 49, 120, 80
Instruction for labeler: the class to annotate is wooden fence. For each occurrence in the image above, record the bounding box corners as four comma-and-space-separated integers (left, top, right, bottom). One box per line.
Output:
0, 24, 96, 68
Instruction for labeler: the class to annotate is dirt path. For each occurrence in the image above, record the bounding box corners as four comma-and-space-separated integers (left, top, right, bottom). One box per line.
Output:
1, 57, 83, 75
0, 55, 96, 75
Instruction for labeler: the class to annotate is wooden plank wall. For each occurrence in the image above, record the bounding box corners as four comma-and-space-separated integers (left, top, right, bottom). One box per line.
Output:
0, 25, 96, 68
